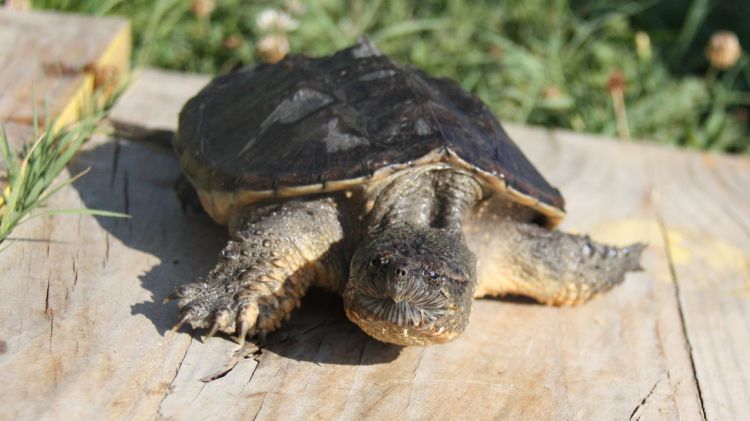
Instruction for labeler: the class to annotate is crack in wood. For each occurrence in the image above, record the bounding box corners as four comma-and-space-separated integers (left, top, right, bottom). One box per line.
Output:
192, 381, 207, 404
629, 378, 662, 421
656, 211, 707, 421
44, 275, 52, 318
104, 232, 110, 268
404, 348, 426, 414
123, 169, 132, 237
199, 347, 263, 383
110, 139, 121, 188
199, 361, 240, 383
255, 319, 343, 349
340, 340, 368, 411
45, 255, 55, 350
71, 255, 79, 290
156, 336, 194, 418
244, 347, 267, 421
244, 355, 264, 415
246, 353, 262, 382
251, 392, 267, 421
48, 313, 54, 352
652, 319, 681, 412
122, 169, 130, 215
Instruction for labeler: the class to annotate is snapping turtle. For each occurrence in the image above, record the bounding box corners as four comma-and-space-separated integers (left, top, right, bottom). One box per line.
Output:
169, 40, 644, 346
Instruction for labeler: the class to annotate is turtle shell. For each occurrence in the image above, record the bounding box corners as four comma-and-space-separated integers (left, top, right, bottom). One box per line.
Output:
176, 40, 565, 225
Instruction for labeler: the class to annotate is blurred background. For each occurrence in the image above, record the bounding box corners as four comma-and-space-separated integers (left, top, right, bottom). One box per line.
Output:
26, 0, 750, 153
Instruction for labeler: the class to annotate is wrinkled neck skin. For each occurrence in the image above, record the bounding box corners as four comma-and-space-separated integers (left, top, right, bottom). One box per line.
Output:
344, 164, 483, 346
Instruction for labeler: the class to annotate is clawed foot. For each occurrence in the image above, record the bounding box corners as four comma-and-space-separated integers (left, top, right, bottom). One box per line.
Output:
165, 200, 338, 345
166, 282, 261, 347
165, 245, 305, 346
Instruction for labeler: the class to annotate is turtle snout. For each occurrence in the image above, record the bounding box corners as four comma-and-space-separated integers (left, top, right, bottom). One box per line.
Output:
385, 261, 412, 302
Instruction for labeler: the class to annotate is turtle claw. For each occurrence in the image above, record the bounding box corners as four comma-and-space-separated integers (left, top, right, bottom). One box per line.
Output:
235, 302, 259, 347
205, 309, 232, 340
172, 311, 193, 332
206, 322, 220, 339
235, 321, 250, 347
162, 293, 179, 304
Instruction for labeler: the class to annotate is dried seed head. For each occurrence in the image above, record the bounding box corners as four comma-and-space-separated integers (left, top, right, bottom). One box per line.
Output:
488, 45, 503, 58
191, 0, 215, 18
541, 85, 561, 99
284, 0, 306, 15
256, 34, 290, 64
607, 70, 626, 93
223, 34, 243, 50
705, 31, 742, 70
256, 8, 299, 33
634, 31, 652, 61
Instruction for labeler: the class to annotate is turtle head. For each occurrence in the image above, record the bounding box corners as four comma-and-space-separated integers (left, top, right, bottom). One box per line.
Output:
344, 225, 477, 346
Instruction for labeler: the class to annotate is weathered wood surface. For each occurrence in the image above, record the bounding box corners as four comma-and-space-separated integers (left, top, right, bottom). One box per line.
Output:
1, 69, 749, 420
0, 10, 130, 151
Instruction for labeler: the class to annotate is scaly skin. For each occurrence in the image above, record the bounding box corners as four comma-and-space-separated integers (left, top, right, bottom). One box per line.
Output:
343, 165, 482, 345
467, 215, 645, 305
170, 165, 644, 346
170, 198, 347, 344
344, 225, 476, 346
348, 165, 643, 344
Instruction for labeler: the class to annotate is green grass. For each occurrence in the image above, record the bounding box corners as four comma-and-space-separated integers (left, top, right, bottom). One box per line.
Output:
0, 105, 129, 248
31, 0, 750, 153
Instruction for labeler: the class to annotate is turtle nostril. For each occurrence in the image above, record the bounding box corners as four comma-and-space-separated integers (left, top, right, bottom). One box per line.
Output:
395, 267, 408, 278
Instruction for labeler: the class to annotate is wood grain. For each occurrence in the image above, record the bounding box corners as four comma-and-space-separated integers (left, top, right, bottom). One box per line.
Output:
0, 9, 130, 173
1, 69, 748, 420
644, 146, 750, 420
0, 10, 130, 127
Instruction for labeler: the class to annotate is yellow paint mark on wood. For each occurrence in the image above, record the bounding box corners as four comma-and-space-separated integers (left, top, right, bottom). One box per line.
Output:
591, 218, 750, 293
53, 75, 94, 132
53, 21, 131, 132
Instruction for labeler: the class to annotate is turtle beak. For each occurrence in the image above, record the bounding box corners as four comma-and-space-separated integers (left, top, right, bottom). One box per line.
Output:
386, 286, 407, 303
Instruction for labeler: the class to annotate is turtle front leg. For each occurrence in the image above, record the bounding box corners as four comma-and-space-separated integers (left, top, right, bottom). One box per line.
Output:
467, 219, 645, 306
169, 197, 348, 344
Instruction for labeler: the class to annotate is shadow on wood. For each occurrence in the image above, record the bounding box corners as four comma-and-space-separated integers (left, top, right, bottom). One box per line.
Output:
68, 139, 401, 366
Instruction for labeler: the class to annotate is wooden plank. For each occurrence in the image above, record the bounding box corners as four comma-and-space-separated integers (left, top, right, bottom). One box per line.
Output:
516, 128, 706, 420
0, 10, 130, 128
0, 9, 130, 175
2, 69, 749, 420
0, 134, 228, 420
548, 130, 750, 420
642, 147, 750, 419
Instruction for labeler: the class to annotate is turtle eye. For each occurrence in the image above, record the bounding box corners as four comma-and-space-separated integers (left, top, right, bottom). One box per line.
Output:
370, 256, 389, 267
421, 261, 442, 280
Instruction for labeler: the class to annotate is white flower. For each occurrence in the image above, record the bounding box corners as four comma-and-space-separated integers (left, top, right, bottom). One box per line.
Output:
256, 8, 299, 33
